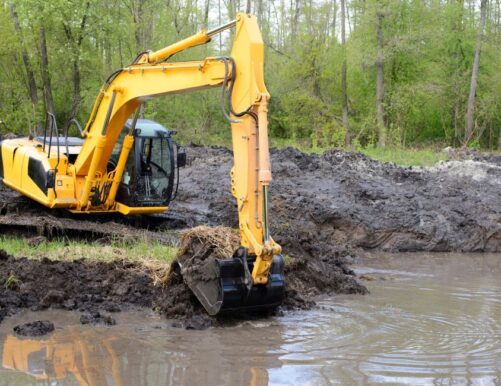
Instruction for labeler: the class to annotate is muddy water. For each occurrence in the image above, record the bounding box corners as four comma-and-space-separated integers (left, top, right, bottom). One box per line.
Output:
0, 253, 500, 385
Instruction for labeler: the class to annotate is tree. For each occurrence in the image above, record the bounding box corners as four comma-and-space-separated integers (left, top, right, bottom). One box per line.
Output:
375, 6, 386, 148
464, 0, 488, 145
10, 4, 40, 134
39, 26, 55, 118
340, 0, 350, 145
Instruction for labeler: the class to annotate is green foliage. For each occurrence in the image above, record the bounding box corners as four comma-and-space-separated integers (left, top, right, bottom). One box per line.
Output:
0, 0, 500, 149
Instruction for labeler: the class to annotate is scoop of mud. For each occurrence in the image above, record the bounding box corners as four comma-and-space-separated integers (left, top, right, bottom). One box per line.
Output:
154, 226, 240, 322
176, 226, 239, 285
155, 226, 367, 323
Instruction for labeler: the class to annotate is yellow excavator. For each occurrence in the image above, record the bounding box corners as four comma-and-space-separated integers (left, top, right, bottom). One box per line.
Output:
0, 14, 284, 315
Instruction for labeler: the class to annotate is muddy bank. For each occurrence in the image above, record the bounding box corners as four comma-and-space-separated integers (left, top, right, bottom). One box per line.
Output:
0, 249, 159, 325
2, 146, 498, 254
174, 146, 501, 253
0, 231, 365, 330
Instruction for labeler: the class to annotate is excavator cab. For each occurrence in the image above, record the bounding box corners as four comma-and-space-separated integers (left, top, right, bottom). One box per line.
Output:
109, 119, 184, 208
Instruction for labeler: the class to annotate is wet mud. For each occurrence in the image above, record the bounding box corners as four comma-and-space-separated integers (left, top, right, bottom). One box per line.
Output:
0, 225, 365, 331
0, 249, 160, 329
175, 146, 501, 253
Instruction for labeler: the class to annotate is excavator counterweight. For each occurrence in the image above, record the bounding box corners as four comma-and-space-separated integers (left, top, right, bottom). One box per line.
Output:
0, 14, 284, 315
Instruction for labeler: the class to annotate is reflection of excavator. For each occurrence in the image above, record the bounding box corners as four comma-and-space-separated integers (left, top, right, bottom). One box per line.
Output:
2, 327, 272, 386
3, 329, 125, 386
0, 14, 284, 315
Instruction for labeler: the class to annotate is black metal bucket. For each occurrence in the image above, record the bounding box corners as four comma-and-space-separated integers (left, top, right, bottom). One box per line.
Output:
184, 249, 285, 316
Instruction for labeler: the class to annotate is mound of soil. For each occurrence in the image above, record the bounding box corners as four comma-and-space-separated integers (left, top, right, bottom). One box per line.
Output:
80, 312, 116, 326
13, 320, 54, 336
0, 249, 160, 324
173, 146, 501, 253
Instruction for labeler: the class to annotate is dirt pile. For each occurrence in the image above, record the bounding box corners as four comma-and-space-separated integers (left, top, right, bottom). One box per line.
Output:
0, 249, 161, 324
155, 226, 366, 325
172, 146, 501, 253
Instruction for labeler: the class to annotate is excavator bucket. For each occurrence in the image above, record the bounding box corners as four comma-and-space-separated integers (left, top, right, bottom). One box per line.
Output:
177, 249, 285, 316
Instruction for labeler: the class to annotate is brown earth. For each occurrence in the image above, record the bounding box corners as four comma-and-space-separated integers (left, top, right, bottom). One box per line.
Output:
0, 227, 365, 331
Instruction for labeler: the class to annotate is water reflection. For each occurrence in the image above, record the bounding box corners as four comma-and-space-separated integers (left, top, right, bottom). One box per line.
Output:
0, 253, 500, 385
0, 312, 283, 386
3, 329, 126, 385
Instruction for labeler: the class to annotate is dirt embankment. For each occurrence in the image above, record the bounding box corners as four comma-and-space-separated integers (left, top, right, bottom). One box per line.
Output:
174, 146, 501, 253
0, 224, 365, 330
1, 146, 499, 253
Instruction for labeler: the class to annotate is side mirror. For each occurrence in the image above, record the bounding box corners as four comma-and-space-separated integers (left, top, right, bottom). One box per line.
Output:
177, 147, 187, 168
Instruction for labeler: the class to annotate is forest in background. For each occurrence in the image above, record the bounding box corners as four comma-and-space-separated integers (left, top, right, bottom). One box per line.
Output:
0, 0, 500, 151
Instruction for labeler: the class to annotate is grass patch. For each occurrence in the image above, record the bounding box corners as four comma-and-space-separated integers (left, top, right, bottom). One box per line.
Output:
0, 236, 178, 264
359, 146, 447, 167
270, 137, 448, 167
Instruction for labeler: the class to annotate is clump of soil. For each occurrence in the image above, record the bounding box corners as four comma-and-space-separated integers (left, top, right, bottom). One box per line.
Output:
80, 311, 116, 326
14, 320, 54, 336
177, 225, 239, 284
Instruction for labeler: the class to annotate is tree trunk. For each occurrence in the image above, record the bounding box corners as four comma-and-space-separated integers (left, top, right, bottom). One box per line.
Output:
340, 0, 350, 145
292, 0, 301, 38
464, 0, 488, 145
498, 126, 501, 149
64, 60, 82, 132
11, 4, 41, 133
204, 0, 211, 27
62, 1, 89, 132
376, 11, 386, 148
451, 0, 465, 146
39, 26, 56, 118
246, 0, 251, 13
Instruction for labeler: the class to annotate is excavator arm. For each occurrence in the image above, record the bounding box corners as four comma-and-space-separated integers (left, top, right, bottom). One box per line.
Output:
73, 13, 281, 286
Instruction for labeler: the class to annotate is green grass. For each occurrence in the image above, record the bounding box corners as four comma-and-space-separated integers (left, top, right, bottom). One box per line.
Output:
270, 137, 448, 167
0, 236, 178, 264
359, 146, 447, 167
